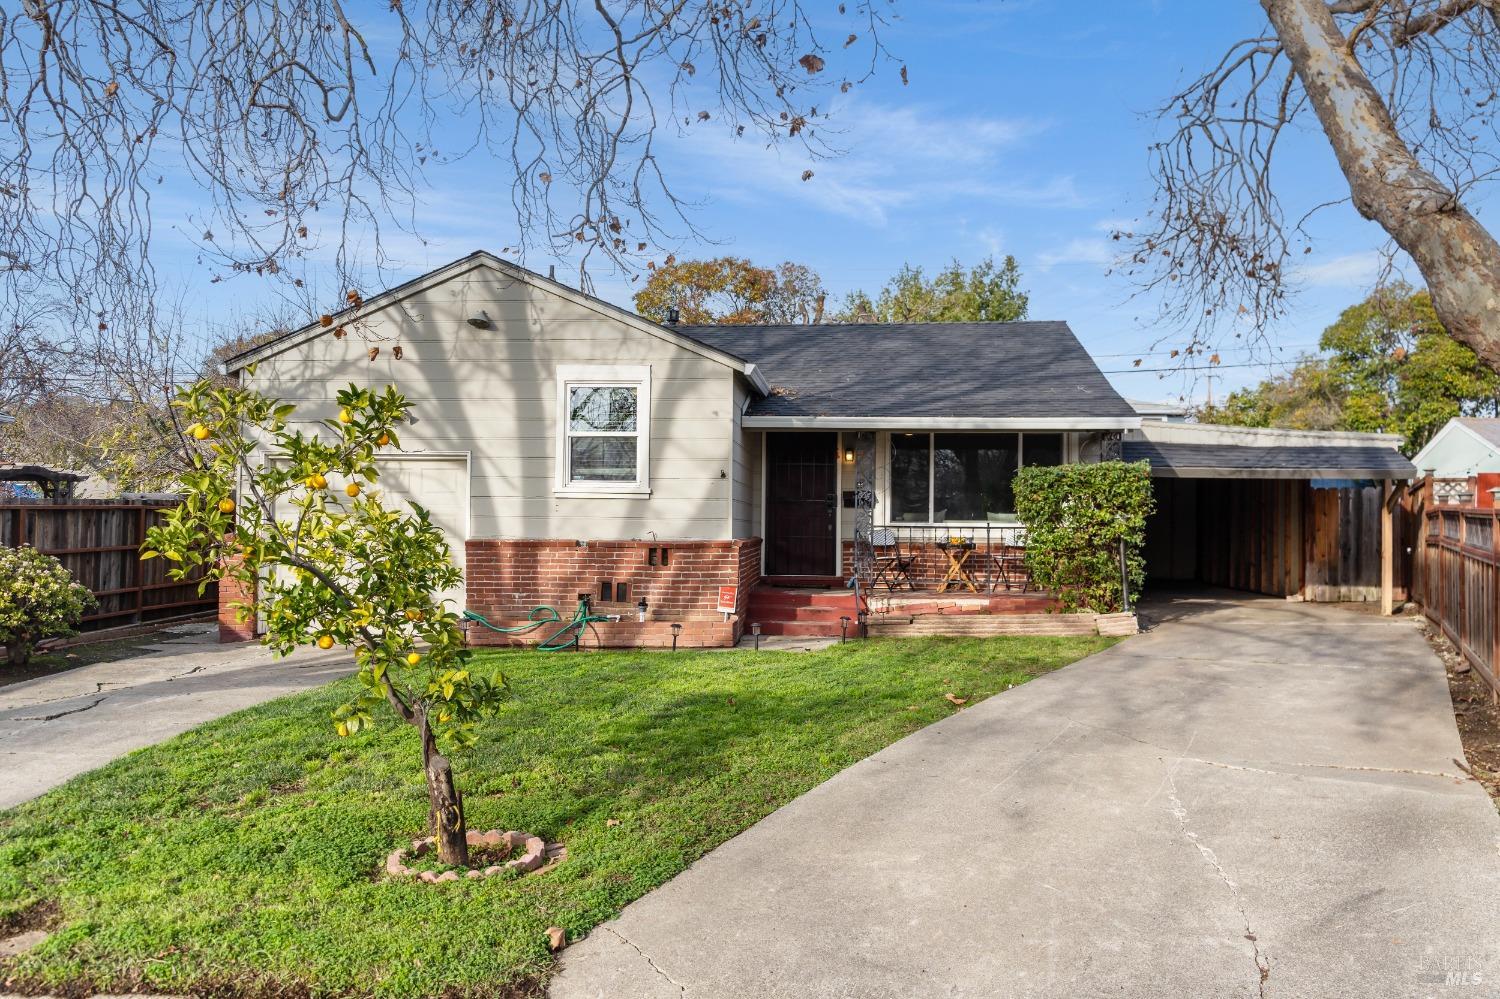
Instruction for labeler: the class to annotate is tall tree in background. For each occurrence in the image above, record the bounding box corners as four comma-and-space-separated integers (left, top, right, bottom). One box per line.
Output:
839, 256, 1029, 323
1199, 285, 1500, 451
1134, 1, 1500, 373
633, 257, 827, 325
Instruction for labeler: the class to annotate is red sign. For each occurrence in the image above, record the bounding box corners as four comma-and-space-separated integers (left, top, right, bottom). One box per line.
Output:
717, 585, 738, 614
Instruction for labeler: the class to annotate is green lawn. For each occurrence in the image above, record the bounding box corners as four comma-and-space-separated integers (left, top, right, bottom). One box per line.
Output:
0, 635, 1114, 998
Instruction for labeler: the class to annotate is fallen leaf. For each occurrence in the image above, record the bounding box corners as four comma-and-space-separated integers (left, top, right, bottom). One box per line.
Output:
944, 693, 967, 706
546, 926, 566, 952
606, 818, 620, 828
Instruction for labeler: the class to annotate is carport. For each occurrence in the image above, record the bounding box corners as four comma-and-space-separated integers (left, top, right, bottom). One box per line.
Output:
1123, 426, 1416, 611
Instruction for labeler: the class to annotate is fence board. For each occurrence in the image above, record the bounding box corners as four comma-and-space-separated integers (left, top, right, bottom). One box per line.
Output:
1418, 504, 1500, 697
0, 502, 216, 631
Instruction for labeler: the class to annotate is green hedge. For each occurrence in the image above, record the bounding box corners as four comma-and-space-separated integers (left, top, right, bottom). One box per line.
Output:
1013, 460, 1155, 614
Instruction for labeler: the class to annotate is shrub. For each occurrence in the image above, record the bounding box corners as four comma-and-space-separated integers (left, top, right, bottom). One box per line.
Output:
0, 545, 95, 667
1013, 461, 1155, 614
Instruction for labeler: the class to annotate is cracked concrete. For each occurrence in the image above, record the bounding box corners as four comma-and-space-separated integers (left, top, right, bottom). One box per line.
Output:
550, 593, 1500, 998
0, 623, 351, 809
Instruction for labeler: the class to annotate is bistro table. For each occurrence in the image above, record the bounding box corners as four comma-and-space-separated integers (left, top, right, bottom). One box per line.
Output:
936, 539, 979, 593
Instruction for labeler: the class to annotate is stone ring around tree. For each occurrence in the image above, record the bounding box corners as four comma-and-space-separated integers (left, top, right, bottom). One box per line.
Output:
385, 829, 565, 883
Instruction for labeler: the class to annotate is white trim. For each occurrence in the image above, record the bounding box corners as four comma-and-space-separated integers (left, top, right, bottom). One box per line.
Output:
1412, 419, 1500, 474
221, 252, 761, 384
758, 435, 768, 576
554, 363, 652, 496
743, 415, 1142, 431
741, 363, 771, 396
835, 432, 845, 576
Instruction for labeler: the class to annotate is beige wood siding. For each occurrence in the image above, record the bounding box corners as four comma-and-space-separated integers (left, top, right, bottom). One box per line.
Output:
732, 382, 761, 539
243, 262, 741, 541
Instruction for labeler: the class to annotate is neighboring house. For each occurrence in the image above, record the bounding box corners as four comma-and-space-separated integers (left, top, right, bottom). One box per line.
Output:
221, 252, 1416, 645
1127, 398, 1191, 422
1410, 418, 1500, 506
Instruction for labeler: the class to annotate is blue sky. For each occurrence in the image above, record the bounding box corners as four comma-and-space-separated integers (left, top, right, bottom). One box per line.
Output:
164, 1, 1414, 406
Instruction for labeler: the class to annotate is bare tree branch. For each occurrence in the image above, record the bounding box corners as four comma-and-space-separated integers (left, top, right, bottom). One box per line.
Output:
1129, 0, 1500, 371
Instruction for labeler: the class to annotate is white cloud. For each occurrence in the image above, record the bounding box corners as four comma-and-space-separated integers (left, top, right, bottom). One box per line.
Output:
1298, 250, 1383, 288
673, 97, 1079, 225
1037, 236, 1115, 271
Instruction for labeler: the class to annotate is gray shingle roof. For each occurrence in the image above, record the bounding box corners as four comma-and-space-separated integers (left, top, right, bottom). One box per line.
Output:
1123, 441, 1415, 479
678, 321, 1137, 421
1455, 417, 1500, 449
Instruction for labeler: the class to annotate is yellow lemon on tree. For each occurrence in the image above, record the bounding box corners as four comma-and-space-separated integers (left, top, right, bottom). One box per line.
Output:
345, 483, 361, 497
189, 423, 210, 441
310, 473, 328, 489
217, 498, 236, 514
406, 652, 422, 666
338, 408, 353, 424
405, 608, 424, 622
377, 432, 391, 446
317, 635, 334, 650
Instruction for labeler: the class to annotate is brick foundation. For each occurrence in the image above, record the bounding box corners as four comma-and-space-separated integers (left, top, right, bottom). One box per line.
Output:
218, 560, 257, 643
465, 538, 762, 649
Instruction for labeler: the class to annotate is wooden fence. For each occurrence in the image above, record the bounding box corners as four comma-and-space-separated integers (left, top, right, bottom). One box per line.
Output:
1, 502, 216, 632
1416, 503, 1500, 697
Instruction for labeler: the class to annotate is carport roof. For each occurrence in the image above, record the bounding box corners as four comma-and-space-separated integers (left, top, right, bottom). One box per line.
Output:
1122, 440, 1416, 479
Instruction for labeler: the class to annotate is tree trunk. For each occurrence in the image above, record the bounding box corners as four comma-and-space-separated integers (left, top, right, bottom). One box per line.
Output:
1264, 0, 1500, 370
6, 636, 34, 669
420, 715, 468, 866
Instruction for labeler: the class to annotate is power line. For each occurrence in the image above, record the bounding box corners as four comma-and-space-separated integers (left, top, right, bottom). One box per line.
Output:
1100, 359, 1304, 374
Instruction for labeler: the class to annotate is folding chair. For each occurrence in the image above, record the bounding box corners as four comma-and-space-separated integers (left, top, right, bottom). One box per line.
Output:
869, 528, 916, 591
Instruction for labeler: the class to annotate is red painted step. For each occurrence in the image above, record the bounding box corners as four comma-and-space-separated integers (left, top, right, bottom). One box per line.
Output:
754, 620, 855, 637
745, 585, 862, 637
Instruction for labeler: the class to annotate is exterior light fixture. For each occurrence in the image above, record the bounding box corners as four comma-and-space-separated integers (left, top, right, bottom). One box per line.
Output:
751, 622, 762, 651
666, 306, 680, 325
839, 616, 850, 643
636, 597, 649, 623
671, 622, 682, 651
856, 610, 868, 639
466, 310, 492, 329
843, 446, 855, 464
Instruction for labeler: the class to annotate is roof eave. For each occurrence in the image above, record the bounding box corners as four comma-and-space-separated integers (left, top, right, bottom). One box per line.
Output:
1147, 465, 1414, 479
222, 251, 759, 381
742, 415, 1143, 431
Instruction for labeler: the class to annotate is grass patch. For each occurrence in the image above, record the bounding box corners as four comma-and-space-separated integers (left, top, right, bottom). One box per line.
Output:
0, 635, 1114, 997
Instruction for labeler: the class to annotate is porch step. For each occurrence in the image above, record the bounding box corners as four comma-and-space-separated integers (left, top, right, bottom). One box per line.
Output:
754, 621, 856, 637
745, 585, 861, 638
748, 589, 862, 610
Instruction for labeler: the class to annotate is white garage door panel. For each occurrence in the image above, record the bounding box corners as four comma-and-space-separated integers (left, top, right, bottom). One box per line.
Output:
373, 456, 470, 611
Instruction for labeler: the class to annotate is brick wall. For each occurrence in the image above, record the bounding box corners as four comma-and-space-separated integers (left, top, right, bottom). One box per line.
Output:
217, 559, 256, 643
465, 537, 762, 648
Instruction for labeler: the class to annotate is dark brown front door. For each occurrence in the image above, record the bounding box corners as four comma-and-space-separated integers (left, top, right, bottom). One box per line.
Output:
766, 432, 838, 576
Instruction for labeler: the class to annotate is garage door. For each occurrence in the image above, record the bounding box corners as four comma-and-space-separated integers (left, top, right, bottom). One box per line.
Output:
371, 455, 471, 611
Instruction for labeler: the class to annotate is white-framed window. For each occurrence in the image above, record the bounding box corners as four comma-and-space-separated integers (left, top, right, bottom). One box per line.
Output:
884, 431, 1069, 524
555, 364, 651, 496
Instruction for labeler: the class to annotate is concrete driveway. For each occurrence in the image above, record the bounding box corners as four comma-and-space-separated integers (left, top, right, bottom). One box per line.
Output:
552, 594, 1500, 999
0, 623, 350, 810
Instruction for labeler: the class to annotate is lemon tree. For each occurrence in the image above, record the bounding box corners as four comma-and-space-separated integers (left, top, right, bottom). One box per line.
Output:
145, 377, 505, 864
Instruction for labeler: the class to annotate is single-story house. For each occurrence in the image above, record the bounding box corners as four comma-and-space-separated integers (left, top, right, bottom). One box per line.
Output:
1410, 417, 1500, 506
220, 252, 1416, 645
